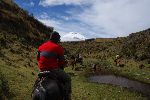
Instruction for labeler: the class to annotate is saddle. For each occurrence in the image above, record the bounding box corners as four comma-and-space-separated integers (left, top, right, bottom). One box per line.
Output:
38, 71, 57, 79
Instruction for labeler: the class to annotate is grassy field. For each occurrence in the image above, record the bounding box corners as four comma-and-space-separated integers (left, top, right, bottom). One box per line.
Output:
0, 0, 150, 99
0, 58, 149, 100
0, 60, 38, 100
104, 58, 150, 84
66, 66, 148, 100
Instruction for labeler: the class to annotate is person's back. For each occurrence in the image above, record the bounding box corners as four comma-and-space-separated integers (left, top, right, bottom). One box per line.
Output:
36, 31, 71, 100
37, 41, 64, 71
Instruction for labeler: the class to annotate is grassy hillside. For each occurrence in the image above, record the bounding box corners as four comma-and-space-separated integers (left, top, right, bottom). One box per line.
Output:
0, 61, 38, 99
62, 28, 150, 63
95, 38, 114, 42
0, 0, 53, 47
0, 0, 53, 99
0, 0, 150, 99
121, 29, 150, 61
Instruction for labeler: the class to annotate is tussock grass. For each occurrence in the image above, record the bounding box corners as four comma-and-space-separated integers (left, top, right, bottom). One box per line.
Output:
0, 61, 38, 100
0, 71, 11, 99
65, 66, 148, 100
105, 58, 150, 84
83, 57, 150, 84
0, 59, 148, 100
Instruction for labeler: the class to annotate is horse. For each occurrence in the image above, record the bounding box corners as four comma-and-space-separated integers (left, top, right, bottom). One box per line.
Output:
68, 55, 76, 70
68, 54, 84, 70
69, 58, 83, 70
32, 71, 64, 100
75, 58, 83, 66
91, 63, 97, 73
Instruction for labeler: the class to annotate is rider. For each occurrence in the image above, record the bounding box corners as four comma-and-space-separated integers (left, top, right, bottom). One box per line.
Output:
114, 54, 121, 66
37, 31, 71, 100
78, 53, 82, 59
77, 53, 83, 65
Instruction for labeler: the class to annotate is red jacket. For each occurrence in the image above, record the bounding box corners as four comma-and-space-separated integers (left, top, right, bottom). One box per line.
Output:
37, 41, 66, 71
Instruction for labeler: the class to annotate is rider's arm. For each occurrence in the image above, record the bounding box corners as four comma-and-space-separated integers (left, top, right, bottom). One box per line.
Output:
37, 51, 40, 61
56, 46, 67, 68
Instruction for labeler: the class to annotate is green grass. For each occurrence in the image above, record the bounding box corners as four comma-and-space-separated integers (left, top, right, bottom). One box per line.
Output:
0, 72, 10, 99
106, 58, 150, 84
83, 57, 150, 84
0, 59, 149, 100
65, 66, 148, 100
0, 61, 38, 100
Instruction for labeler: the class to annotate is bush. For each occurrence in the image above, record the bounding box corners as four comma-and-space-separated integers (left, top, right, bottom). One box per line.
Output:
0, 72, 11, 99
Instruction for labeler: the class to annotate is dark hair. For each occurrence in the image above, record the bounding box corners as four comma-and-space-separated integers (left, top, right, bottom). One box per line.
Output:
50, 31, 60, 43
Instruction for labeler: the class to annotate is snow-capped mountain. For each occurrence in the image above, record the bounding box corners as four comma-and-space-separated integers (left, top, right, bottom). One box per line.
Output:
61, 32, 87, 42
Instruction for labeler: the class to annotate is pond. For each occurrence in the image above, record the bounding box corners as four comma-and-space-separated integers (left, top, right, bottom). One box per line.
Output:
88, 75, 150, 98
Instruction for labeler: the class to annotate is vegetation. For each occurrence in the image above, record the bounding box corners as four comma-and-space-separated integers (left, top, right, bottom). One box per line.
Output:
0, 0, 53, 47
66, 67, 148, 100
0, 61, 37, 100
0, 61, 148, 100
0, 0, 150, 99
0, 71, 11, 100
121, 29, 150, 61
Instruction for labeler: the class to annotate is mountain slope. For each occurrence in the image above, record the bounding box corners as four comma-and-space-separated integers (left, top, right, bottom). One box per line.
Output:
61, 28, 150, 62
0, 0, 53, 99
0, 0, 150, 99
0, 0, 55, 70
0, 0, 53, 47
121, 28, 150, 61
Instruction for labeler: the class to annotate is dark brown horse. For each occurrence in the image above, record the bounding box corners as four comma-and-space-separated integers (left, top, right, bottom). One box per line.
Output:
69, 55, 83, 70
32, 72, 64, 100
68, 55, 76, 70
75, 58, 83, 65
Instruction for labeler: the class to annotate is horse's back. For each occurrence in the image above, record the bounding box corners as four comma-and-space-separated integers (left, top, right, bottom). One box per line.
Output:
32, 78, 63, 100
45, 79, 63, 100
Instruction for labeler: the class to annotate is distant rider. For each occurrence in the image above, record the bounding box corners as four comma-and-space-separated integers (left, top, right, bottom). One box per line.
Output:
114, 54, 121, 66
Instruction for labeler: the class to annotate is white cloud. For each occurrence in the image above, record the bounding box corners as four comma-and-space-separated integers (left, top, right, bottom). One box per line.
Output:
30, 2, 35, 7
22, 1, 35, 7
60, 16, 71, 21
38, 0, 150, 38
39, 12, 50, 19
39, 0, 92, 6
37, 13, 94, 38
38, 14, 69, 36
76, 0, 150, 37
38, 18, 61, 31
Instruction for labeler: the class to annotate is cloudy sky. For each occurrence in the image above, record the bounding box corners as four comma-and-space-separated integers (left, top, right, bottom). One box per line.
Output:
14, 0, 150, 38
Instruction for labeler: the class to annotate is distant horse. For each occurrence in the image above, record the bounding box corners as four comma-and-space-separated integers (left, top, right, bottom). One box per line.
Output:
114, 55, 125, 67
91, 63, 97, 73
69, 55, 76, 70
69, 55, 83, 70
32, 71, 64, 100
75, 58, 83, 65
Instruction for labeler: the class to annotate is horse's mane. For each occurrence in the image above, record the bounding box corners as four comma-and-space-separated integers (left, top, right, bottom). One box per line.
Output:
32, 77, 63, 100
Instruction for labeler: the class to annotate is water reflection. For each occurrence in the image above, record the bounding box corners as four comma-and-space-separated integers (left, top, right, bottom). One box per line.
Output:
89, 75, 150, 98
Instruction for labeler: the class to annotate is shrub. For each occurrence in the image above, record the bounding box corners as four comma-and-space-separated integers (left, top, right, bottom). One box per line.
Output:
0, 72, 11, 99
